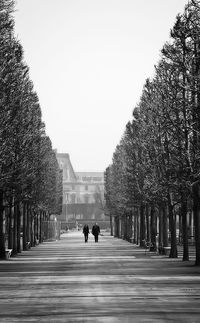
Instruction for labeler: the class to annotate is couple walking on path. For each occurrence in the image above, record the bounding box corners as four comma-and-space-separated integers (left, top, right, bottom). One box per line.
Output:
83, 223, 100, 243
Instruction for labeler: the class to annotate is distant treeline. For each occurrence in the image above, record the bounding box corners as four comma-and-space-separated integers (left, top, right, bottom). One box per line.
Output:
104, 0, 200, 265
0, 0, 62, 258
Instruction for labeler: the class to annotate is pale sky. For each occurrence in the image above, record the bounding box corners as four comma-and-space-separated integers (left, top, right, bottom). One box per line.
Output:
14, 0, 189, 172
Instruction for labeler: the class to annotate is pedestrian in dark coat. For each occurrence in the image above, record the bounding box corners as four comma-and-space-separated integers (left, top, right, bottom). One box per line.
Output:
92, 222, 100, 242
83, 224, 89, 242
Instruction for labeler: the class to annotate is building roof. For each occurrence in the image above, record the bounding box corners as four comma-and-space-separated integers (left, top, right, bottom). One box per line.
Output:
56, 152, 77, 182
76, 172, 104, 177
56, 152, 104, 183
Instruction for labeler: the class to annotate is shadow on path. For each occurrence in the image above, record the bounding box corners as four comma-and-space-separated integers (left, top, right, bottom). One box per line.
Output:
0, 231, 200, 322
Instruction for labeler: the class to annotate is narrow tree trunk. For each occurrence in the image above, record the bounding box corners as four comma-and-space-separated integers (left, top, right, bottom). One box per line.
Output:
39, 210, 43, 243
179, 208, 182, 245
110, 215, 113, 236
181, 193, 189, 261
30, 208, 34, 247
136, 207, 139, 245
127, 214, 130, 240
168, 195, 177, 258
8, 199, 13, 250
13, 200, 18, 255
129, 213, 132, 241
33, 211, 37, 246
125, 215, 128, 240
163, 204, 168, 247
118, 215, 120, 238
150, 204, 156, 251
27, 202, 31, 246
127, 215, 129, 240
140, 204, 145, 246
158, 204, 163, 249
130, 212, 133, 241
36, 212, 39, 241
23, 201, 27, 250
16, 202, 21, 253
119, 216, 122, 239
192, 181, 200, 266
124, 215, 127, 240
133, 209, 137, 243
0, 190, 5, 259
114, 216, 117, 238
145, 204, 150, 242
116, 216, 119, 238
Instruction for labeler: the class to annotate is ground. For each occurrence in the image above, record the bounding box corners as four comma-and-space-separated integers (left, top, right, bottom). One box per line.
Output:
0, 231, 200, 322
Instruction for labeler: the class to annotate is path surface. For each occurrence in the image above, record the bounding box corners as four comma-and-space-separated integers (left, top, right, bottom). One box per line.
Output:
0, 231, 200, 323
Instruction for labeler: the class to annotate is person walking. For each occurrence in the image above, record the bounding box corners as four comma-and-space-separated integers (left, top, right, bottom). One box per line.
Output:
83, 224, 89, 243
92, 222, 100, 242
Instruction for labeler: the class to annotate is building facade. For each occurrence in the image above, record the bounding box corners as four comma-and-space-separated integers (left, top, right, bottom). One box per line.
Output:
56, 152, 109, 229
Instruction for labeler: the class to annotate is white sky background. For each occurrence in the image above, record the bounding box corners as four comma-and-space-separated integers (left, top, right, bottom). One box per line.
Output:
14, 0, 189, 172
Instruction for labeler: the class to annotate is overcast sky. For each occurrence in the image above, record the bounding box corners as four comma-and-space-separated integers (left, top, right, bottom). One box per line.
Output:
14, 0, 189, 172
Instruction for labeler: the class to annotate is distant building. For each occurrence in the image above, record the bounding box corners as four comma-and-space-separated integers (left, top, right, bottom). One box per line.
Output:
56, 152, 109, 229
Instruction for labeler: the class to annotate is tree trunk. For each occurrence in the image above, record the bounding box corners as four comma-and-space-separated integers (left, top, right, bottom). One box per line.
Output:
23, 201, 27, 250
128, 214, 132, 240
8, 199, 13, 250
133, 209, 137, 243
39, 210, 43, 243
27, 202, 31, 245
17, 202, 21, 253
140, 204, 145, 246
192, 181, 200, 266
124, 215, 127, 240
158, 204, 163, 248
136, 207, 139, 245
36, 211, 39, 240
116, 215, 121, 238
163, 204, 168, 247
116, 216, 119, 238
129, 212, 133, 241
33, 211, 37, 246
13, 201, 18, 255
150, 204, 156, 251
0, 190, 5, 259
110, 215, 113, 236
120, 216, 123, 239
30, 206, 33, 244
181, 193, 189, 261
145, 204, 150, 242
168, 195, 177, 258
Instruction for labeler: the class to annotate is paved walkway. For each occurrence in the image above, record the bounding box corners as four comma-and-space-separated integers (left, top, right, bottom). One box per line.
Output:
0, 231, 200, 323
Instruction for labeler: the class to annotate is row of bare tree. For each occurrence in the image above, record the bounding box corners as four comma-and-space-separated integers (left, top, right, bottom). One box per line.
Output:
105, 0, 200, 265
0, 0, 62, 259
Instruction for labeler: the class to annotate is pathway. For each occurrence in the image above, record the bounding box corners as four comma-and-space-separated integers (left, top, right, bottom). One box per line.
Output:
0, 231, 200, 322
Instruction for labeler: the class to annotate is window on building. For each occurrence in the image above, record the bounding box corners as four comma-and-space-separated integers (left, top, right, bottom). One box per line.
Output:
84, 194, 89, 204
92, 177, 102, 182
83, 177, 92, 182
85, 185, 88, 191
71, 193, 76, 204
